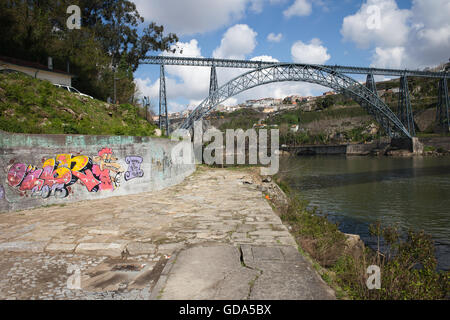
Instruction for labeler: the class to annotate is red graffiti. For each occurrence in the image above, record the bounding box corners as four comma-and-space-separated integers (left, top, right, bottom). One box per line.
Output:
6, 149, 125, 199
7, 154, 100, 198
19, 167, 44, 191
7, 163, 28, 187
92, 165, 113, 191
72, 169, 100, 192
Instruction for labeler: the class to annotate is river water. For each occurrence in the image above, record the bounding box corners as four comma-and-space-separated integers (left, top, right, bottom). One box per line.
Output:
279, 155, 450, 271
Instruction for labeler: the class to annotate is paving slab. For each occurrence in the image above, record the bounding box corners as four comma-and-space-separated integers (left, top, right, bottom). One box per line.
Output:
154, 243, 335, 300
75, 243, 127, 258
154, 243, 259, 300
0, 167, 335, 300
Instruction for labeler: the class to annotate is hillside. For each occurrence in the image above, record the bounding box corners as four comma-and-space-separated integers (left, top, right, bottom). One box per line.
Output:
0, 73, 157, 136
208, 108, 266, 131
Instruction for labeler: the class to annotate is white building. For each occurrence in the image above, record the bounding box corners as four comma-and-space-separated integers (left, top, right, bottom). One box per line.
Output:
0, 56, 73, 86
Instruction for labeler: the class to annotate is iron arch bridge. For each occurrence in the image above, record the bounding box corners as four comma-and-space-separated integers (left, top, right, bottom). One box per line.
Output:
141, 56, 450, 138
180, 64, 411, 138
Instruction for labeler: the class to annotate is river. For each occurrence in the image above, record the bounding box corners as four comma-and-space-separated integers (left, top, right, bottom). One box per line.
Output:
279, 155, 450, 271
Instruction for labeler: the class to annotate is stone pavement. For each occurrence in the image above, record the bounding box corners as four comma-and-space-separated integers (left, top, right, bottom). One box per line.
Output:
153, 243, 335, 300
0, 167, 335, 300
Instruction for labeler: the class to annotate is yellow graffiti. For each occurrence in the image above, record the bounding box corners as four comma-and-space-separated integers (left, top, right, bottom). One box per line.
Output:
43, 158, 56, 168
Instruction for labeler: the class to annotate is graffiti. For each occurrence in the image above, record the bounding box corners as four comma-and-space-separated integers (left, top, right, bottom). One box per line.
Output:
6, 148, 129, 199
92, 148, 124, 190
124, 156, 144, 181
162, 153, 172, 177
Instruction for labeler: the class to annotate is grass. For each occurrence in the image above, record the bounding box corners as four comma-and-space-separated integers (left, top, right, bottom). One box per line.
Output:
273, 177, 450, 300
0, 73, 157, 136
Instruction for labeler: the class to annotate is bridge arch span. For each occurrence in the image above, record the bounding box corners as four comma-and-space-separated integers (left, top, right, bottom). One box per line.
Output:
179, 63, 411, 138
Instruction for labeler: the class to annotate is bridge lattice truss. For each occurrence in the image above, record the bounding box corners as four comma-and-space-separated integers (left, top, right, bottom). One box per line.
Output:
141, 56, 450, 137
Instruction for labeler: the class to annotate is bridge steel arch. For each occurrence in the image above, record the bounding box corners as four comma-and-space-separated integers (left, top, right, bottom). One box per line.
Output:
179, 63, 412, 138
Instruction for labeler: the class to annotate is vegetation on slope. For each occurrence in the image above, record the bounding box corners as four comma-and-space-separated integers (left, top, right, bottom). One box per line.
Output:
0, 0, 178, 103
210, 108, 264, 131
0, 73, 157, 136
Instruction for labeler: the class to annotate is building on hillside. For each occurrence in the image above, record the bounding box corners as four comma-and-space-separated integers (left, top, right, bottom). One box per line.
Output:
262, 107, 277, 113
245, 98, 282, 108
169, 112, 182, 119
284, 95, 303, 105
0, 56, 73, 86
323, 91, 336, 96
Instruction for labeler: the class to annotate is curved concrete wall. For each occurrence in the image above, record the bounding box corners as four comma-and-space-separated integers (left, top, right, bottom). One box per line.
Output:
0, 131, 195, 212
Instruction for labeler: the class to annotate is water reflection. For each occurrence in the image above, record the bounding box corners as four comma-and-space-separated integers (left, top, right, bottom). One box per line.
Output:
280, 156, 450, 271
290, 165, 450, 191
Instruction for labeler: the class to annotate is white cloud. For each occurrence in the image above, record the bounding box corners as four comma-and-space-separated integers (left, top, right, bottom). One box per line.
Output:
132, 0, 283, 35
283, 0, 313, 18
134, 77, 159, 100
267, 32, 283, 43
341, 0, 411, 49
249, 0, 265, 13
341, 0, 450, 69
133, 0, 248, 35
213, 24, 258, 59
250, 55, 280, 63
371, 47, 406, 69
291, 38, 331, 64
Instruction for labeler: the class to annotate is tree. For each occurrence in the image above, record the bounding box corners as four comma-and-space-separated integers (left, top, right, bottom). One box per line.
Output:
0, 0, 178, 102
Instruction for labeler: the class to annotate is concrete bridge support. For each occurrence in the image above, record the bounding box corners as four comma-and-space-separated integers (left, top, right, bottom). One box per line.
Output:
390, 137, 423, 154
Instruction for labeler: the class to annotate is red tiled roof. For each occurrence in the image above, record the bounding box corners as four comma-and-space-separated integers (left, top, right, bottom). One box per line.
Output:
0, 56, 73, 76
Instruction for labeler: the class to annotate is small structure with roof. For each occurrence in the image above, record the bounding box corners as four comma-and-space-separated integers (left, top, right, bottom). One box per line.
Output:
0, 56, 73, 86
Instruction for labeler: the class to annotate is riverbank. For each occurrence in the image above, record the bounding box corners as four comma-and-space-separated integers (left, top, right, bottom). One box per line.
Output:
266, 167, 450, 300
281, 136, 450, 157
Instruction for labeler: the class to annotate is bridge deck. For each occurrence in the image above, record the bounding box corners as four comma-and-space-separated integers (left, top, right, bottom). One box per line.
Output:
142, 56, 449, 79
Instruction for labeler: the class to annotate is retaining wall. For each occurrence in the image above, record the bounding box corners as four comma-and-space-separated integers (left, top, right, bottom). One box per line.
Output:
0, 131, 195, 212
418, 137, 450, 151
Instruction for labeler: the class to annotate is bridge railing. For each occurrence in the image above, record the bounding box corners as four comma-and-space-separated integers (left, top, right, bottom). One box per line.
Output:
141, 56, 450, 79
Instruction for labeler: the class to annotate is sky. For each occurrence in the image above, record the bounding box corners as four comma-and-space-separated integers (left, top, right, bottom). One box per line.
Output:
132, 0, 450, 113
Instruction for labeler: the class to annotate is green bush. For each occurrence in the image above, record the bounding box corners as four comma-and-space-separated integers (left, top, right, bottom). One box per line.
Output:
275, 178, 449, 300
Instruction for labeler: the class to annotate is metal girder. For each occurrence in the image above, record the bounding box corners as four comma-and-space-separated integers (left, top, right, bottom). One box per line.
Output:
209, 66, 218, 106
142, 56, 449, 79
397, 76, 415, 136
436, 77, 450, 132
366, 73, 378, 96
179, 64, 412, 138
159, 64, 169, 135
